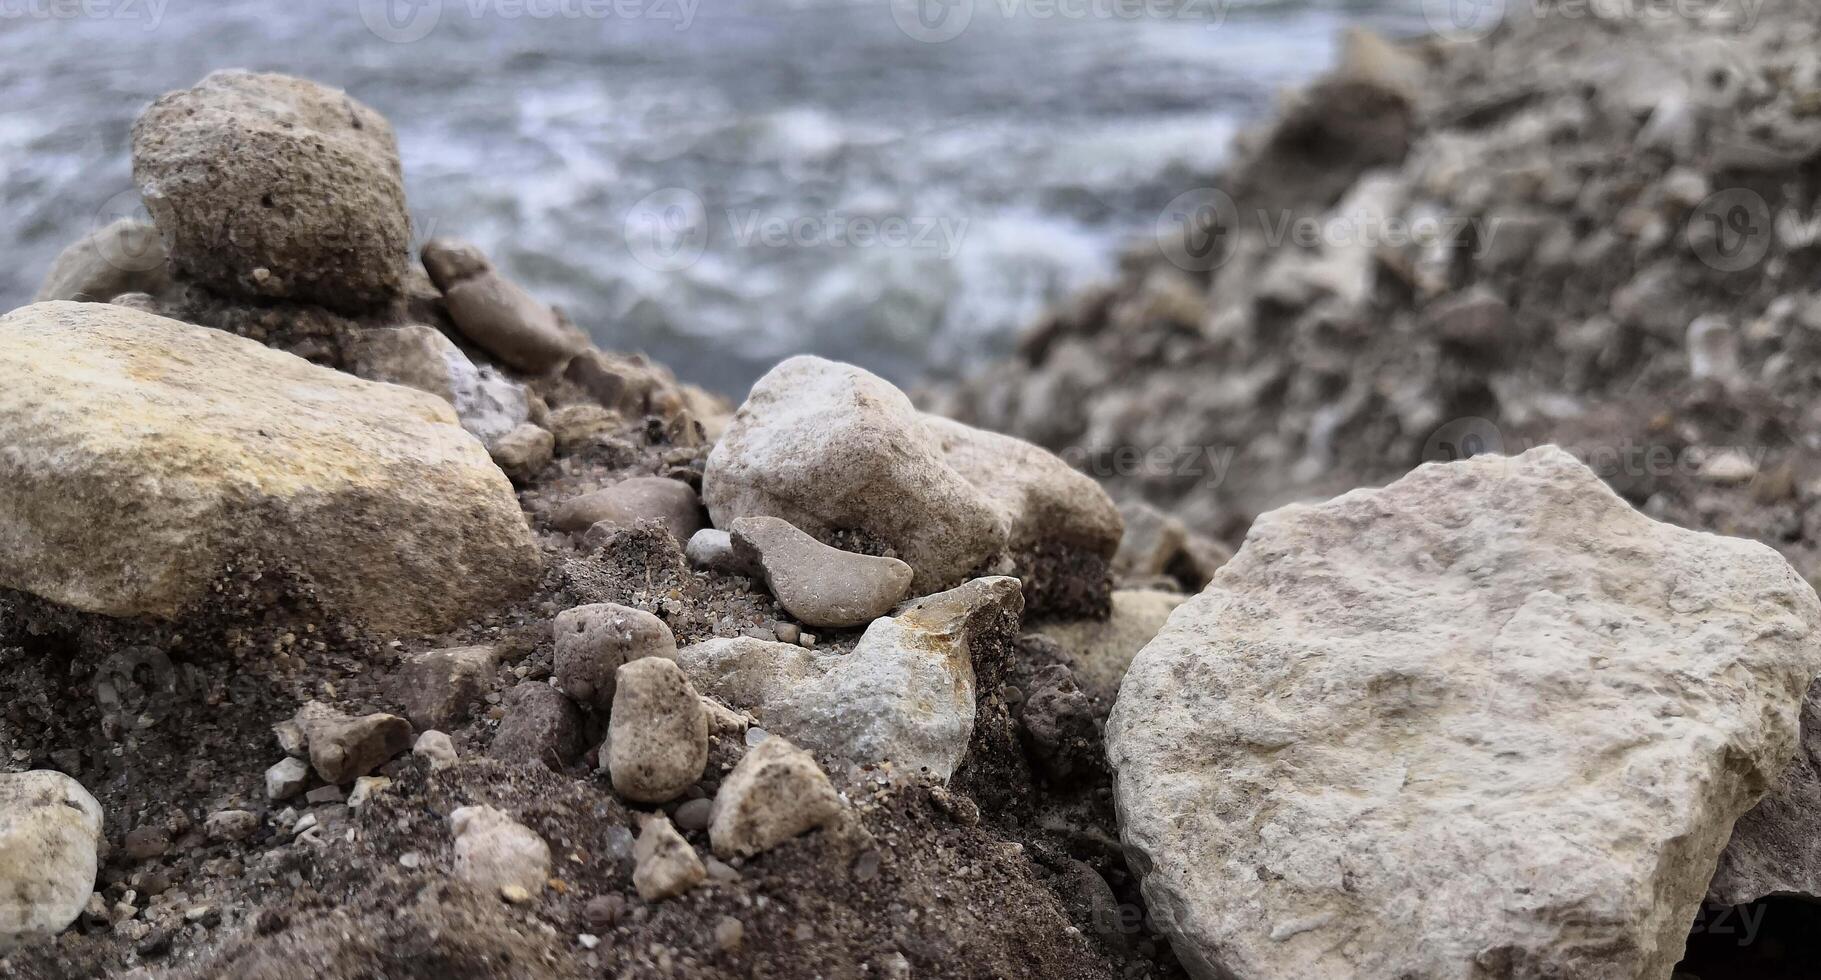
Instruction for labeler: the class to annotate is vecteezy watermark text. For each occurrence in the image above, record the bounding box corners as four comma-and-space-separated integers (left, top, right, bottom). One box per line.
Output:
1155, 188, 1503, 272
623, 188, 969, 271
0, 0, 167, 27
359, 0, 697, 43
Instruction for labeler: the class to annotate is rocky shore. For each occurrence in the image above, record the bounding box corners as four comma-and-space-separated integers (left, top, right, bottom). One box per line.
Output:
4, 6, 1821, 980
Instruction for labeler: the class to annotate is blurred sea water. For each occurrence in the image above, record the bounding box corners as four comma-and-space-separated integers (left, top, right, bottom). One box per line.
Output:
0, 0, 1430, 394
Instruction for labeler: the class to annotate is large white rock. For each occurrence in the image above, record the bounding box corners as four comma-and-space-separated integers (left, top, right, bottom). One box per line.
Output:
1107, 446, 1821, 980
0, 772, 103, 948
0, 302, 541, 634
678, 576, 1023, 782
703, 356, 1118, 612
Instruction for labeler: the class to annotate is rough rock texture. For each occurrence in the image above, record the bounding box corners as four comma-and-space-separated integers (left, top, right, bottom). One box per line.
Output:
708, 735, 844, 859
488, 423, 554, 483
450, 805, 552, 898
132, 70, 409, 310
607, 656, 709, 804
632, 813, 704, 902
392, 645, 500, 732
1031, 590, 1188, 702
421, 238, 584, 374
706, 355, 1117, 613
0, 772, 103, 949
33, 218, 170, 303
0, 302, 540, 634
1106, 447, 1821, 980
703, 355, 1007, 593
923, 414, 1122, 613
678, 576, 1024, 782
1709, 677, 1821, 906
551, 476, 704, 542
279, 701, 412, 786
347, 324, 530, 445
730, 516, 913, 629
488, 681, 585, 771
553, 603, 679, 711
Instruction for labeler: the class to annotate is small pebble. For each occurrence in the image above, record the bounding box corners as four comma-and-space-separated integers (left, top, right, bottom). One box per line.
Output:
585, 893, 627, 929
714, 916, 745, 952
674, 798, 713, 832
744, 727, 770, 747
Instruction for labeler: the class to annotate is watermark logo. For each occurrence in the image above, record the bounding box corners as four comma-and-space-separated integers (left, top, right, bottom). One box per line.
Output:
359, 0, 442, 42
623, 189, 969, 270
1423, 416, 1505, 463
1687, 188, 1772, 272
1422, 0, 1505, 41
91, 189, 165, 274
359, 0, 699, 43
891, 0, 973, 42
891, 0, 1228, 43
0, 0, 169, 29
624, 187, 709, 272
1156, 188, 1239, 272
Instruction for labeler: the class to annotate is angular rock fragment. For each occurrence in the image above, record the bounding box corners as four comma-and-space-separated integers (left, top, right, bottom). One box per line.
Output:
265, 757, 310, 801
708, 735, 843, 858
393, 645, 500, 732
279, 701, 411, 786
632, 813, 704, 902
489, 682, 586, 771
0, 302, 541, 634
553, 603, 678, 711
451, 805, 551, 899
679, 577, 1023, 782
607, 657, 709, 804
1107, 447, 1821, 980
0, 772, 103, 948
132, 70, 410, 310
730, 516, 913, 629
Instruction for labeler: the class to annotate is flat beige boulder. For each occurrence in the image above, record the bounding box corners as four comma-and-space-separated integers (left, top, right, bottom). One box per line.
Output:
0, 301, 540, 633
1108, 447, 1821, 980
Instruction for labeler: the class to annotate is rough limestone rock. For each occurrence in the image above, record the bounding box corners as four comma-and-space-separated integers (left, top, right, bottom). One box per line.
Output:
923, 414, 1122, 612
33, 218, 170, 303
0, 772, 103, 948
450, 805, 551, 898
1106, 447, 1821, 980
348, 325, 530, 445
685, 529, 745, 574
489, 681, 585, 771
703, 355, 1008, 594
488, 423, 554, 484
553, 603, 679, 711
632, 813, 704, 902
393, 645, 500, 732
730, 516, 913, 629
1709, 677, 1821, 905
1031, 590, 1187, 702
132, 70, 409, 310
705, 356, 1117, 612
678, 576, 1023, 782
278, 701, 412, 786
708, 735, 844, 859
0, 302, 541, 634
607, 657, 709, 804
